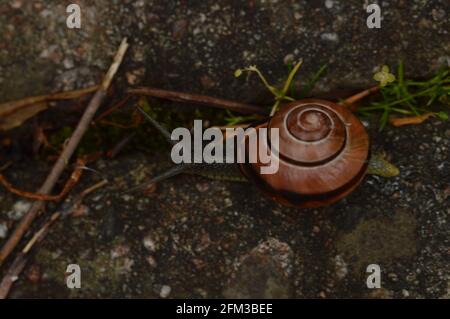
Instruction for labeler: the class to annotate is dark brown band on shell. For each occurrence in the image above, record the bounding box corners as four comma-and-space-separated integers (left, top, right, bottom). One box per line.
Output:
238, 99, 370, 208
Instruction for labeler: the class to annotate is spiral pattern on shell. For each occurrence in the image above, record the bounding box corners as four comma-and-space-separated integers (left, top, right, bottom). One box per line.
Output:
239, 99, 370, 208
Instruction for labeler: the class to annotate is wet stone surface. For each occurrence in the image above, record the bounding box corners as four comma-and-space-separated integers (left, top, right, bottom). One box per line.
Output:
0, 0, 449, 299
0, 0, 449, 103
0, 117, 448, 298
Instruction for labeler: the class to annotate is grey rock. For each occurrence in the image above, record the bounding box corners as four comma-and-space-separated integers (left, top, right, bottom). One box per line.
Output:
223, 238, 294, 299
0, 0, 449, 103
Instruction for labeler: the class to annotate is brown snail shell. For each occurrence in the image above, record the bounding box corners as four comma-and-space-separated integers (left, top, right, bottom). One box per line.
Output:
238, 99, 370, 208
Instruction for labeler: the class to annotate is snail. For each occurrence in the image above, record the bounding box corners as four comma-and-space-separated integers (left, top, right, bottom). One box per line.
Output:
131, 98, 399, 208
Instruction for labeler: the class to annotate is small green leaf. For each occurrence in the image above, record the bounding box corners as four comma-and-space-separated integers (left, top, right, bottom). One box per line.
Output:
374, 64, 396, 87
436, 111, 449, 121
234, 69, 243, 77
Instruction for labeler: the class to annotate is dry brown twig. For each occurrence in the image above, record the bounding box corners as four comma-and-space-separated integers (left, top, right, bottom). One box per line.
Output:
106, 132, 137, 158
0, 157, 86, 201
129, 85, 380, 118
94, 95, 131, 122
0, 179, 108, 299
0, 86, 99, 118
390, 112, 435, 126
0, 38, 129, 267
128, 87, 267, 116
341, 85, 380, 110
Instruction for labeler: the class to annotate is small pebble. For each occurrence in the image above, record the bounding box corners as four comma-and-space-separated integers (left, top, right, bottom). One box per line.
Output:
121, 194, 133, 202
160, 285, 171, 298
146, 255, 157, 268
0, 222, 8, 239
63, 57, 74, 69
224, 198, 232, 207
321, 33, 339, 42
7, 200, 31, 220
195, 182, 210, 193
111, 244, 130, 259
143, 234, 157, 252
10, 0, 23, 9
325, 0, 334, 9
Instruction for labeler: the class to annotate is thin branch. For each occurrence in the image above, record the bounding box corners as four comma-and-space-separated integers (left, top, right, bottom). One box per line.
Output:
0, 86, 99, 118
390, 112, 435, 126
94, 95, 131, 122
106, 132, 136, 158
0, 179, 107, 299
0, 157, 86, 201
341, 85, 380, 109
128, 87, 268, 116
0, 38, 129, 267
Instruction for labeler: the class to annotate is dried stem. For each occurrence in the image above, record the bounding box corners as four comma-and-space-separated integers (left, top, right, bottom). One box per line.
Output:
0, 157, 86, 201
342, 85, 380, 109
390, 112, 435, 126
94, 95, 131, 122
0, 86, 99, 118
0, 38, 129, 267
0, 179, 108, 299
128, 87, 267, 116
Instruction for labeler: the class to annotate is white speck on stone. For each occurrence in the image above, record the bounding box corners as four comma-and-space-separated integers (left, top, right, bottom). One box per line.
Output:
7, 200, 31, 220
63, 57, 74, 69
325, 0, 334, 9
143, 234, 157, 252
335, 255, 348, 280
321, 33, 339, 42
193, 27, 201, 36
117, 257, 135, 274
39, 44, 58, 59
110, 244, 130, 259
121, 194, 133, 202
39, 9, 52, 19
10, 0, 23, 9
146, 255, 157, 268
0, 222, 8, 239
402, 289, 410, 297
160, 285, 171, 298
224, 198, 233, 207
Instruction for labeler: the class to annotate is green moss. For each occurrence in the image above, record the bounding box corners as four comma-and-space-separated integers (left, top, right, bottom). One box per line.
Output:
34, 237, 138, 298
336, 211, 417, 275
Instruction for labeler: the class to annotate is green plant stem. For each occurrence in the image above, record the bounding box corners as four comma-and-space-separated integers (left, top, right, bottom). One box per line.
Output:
270, 60, 303, 116
358, 86, 437, 112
